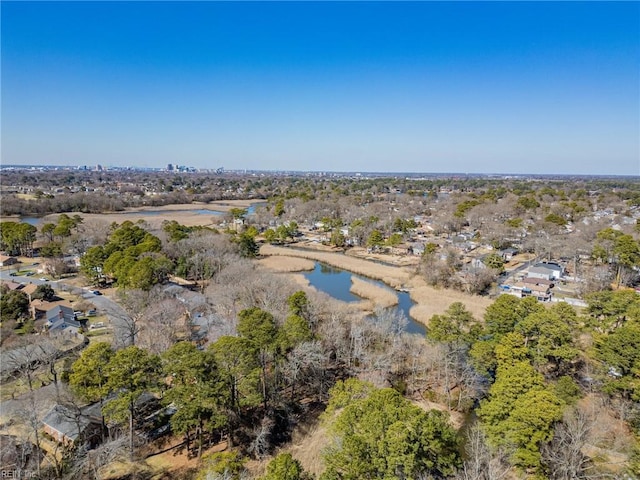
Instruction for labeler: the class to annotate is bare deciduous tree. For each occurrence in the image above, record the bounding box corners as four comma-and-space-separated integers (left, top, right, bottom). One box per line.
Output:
114, 289, 152, 347
65, 435, 128, 480
248, 416, 275, 459
137, 295, 188, 354
283, 340, 328, 399
456, 423, 511, 480
541, 407, 605, 480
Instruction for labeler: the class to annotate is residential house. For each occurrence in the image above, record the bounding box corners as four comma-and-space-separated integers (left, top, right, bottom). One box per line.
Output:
470, 254, 490, 270
408, 242, 425, 256
522, 277, 555, 288
45, 305, 84, 336
532, 262, 564, 280
523, 283, 553, 302
42, 404, 102, 447
527, 266, 556, 281
503, 281, 553, 302
0, 281, 23, 291
30, 299, 72, 320
21, 283, 39, 302
0, 255, 18, 266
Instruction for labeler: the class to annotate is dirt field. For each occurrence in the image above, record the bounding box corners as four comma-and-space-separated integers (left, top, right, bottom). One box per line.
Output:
259, 244, 491, 325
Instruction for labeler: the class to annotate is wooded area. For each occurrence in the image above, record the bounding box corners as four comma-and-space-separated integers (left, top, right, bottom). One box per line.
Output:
1, 171, 639, 479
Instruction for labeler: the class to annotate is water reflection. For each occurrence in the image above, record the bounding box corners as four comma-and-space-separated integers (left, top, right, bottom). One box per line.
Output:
304, 262, 425, 336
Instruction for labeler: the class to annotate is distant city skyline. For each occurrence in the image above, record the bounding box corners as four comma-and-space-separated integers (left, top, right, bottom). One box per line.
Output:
2, 1, 639, 176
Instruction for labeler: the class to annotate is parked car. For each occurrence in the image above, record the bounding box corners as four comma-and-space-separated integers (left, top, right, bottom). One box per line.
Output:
87, 310, 97, 316
92, 290, 102, 295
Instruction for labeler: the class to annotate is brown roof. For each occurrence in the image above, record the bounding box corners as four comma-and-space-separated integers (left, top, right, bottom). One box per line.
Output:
522, 277, 554, 287
512, 281, 549, 293
30, 299, 72, 312
22, 283, 39, 296
1, 280, 23, 291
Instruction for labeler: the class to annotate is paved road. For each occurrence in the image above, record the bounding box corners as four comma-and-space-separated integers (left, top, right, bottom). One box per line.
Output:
0, 267, 131, 346
0, 383, 59, 425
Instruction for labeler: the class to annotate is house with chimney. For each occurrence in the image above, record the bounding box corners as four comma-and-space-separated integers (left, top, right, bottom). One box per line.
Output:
45, 305, 85, 337
21, 283, 39, 302
30, 298, 72, 320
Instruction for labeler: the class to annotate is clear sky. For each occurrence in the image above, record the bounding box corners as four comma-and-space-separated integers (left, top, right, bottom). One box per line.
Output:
2, 1, 639, 175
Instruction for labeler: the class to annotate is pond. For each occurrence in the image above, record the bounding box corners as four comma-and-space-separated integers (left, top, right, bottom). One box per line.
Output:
20, 217, 41, 226
19, 211, 225, 224
304, 262, 426, 336
120, 208, 224, 217
19, 202, 265, 225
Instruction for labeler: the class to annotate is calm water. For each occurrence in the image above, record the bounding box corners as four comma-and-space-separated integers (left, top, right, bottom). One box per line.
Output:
121, 208, 224, 217
19, 202, 264, 224
20, 217, 41, 226
304, 262, 426, 336
19, 211, 223, 224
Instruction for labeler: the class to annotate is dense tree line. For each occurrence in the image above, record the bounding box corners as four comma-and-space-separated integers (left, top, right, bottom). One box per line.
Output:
80, 221, 173, 288
0, 221, 36, 256
3, 171, 640, 478
422, 293, 640, 478
6, 251, 640, 479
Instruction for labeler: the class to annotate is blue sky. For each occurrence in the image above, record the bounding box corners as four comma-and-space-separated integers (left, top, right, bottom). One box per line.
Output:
2, 1, 639, 175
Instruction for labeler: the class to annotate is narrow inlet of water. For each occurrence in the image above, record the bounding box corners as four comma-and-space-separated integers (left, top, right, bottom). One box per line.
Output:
303, 262, 426, 336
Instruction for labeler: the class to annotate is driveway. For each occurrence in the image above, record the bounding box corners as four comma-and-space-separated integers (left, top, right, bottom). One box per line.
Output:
0, 269, 133, 348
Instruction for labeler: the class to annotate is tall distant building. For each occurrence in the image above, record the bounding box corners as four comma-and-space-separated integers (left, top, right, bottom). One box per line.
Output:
167, 163, 174, 172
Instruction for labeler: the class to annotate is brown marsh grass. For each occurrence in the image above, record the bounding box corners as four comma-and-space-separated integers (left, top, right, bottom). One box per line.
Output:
261, 244, 491, 325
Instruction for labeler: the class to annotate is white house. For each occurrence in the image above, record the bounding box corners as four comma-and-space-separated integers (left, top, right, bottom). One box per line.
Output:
527, 266, 556, 281
532, 262, 564, 280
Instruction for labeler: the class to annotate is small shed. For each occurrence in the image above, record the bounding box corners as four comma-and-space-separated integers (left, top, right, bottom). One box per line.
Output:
500, 247, 519, 261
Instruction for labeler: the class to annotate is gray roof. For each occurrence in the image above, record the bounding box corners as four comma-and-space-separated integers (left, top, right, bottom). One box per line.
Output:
45, 305, 76, 323
533, 262, 563, 272
46, 305, 80, 333
528, 266, 555, 276
42, 404, 100, 442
